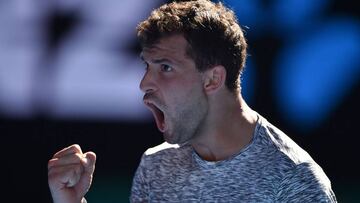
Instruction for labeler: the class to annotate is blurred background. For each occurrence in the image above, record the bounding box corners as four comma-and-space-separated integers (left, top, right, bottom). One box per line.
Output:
0, 0, 359, 202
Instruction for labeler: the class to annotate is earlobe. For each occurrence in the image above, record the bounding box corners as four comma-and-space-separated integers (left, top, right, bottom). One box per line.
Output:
203, 65, 226, 94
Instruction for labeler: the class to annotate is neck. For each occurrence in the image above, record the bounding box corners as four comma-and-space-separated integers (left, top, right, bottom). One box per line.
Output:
190, 91, 258, 162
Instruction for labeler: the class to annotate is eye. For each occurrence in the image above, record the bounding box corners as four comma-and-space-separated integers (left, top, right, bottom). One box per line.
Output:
160, 64, 173, 72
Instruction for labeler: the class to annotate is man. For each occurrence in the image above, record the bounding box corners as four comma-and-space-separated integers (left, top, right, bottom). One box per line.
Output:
48, 0, 337, 202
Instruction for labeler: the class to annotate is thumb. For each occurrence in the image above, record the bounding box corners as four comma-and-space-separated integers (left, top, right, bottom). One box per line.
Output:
82, 151, 96, 174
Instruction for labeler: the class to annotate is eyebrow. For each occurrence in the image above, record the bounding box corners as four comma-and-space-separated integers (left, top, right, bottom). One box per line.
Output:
140, 55, 174, 64
152, 58, 173, 64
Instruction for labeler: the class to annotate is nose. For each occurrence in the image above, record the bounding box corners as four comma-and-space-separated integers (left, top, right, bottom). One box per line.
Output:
139, 68, 157, 93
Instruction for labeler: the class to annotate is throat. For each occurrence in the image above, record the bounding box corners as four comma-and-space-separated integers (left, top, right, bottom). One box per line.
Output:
191, 141, 231, 162
190, 119, 257, 162
195, 149, 220, 162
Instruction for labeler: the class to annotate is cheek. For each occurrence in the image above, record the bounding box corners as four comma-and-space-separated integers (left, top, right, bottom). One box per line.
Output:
175, 84, 204, 108
161, 73, 204, 103
170, 81, 202, 100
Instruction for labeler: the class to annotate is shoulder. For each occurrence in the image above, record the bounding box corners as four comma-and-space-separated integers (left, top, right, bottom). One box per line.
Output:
255, 115, 313, 166
141, 142, 192, 165
255, 115, 336, 201
276, 162, 336, 202
135, 142, 193, 183
252, 115, 326, 178
144, 142, 181, 156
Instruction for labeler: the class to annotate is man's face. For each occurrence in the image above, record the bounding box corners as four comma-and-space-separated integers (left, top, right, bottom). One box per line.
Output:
140, 34, 208, 144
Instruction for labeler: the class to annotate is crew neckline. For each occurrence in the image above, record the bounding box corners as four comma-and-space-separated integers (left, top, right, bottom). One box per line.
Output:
192, 113, 262, 168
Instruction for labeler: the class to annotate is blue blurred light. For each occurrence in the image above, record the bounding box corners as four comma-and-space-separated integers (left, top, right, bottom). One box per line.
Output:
272, 0, 328, 31
222, 0, 264, 35
274, 19, 360, 130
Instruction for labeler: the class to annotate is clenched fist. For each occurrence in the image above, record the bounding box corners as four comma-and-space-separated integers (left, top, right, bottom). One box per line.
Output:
48, 144, 96, 203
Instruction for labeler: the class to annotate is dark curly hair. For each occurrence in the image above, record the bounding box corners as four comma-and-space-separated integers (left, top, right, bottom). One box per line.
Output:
137, 0, 247, 93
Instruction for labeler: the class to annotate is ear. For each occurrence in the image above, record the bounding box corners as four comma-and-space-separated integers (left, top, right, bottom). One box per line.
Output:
202, 65, 226, 94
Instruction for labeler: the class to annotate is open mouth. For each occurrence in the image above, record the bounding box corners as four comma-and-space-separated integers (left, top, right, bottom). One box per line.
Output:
144, 101, 166, 132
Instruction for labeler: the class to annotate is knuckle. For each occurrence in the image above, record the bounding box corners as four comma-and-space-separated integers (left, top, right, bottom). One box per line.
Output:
74, 153, 84, 161
71, 144, 81, 151
47, 159, 56, 169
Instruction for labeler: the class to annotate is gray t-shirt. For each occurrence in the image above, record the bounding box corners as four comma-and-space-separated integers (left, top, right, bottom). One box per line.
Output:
130, 115, 337, 202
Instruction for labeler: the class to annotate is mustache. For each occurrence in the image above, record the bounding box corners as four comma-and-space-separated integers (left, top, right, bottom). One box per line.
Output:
143, 93, 166, 111
143, 93, 156, 102
143, 93, 162, 105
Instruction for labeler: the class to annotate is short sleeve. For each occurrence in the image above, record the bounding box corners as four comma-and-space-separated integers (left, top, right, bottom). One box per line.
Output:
276, 162, 337, 203
130, 154, 150, 203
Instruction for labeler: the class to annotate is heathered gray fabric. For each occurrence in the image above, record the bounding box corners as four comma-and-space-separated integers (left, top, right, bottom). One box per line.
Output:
130, 114, 337, 202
